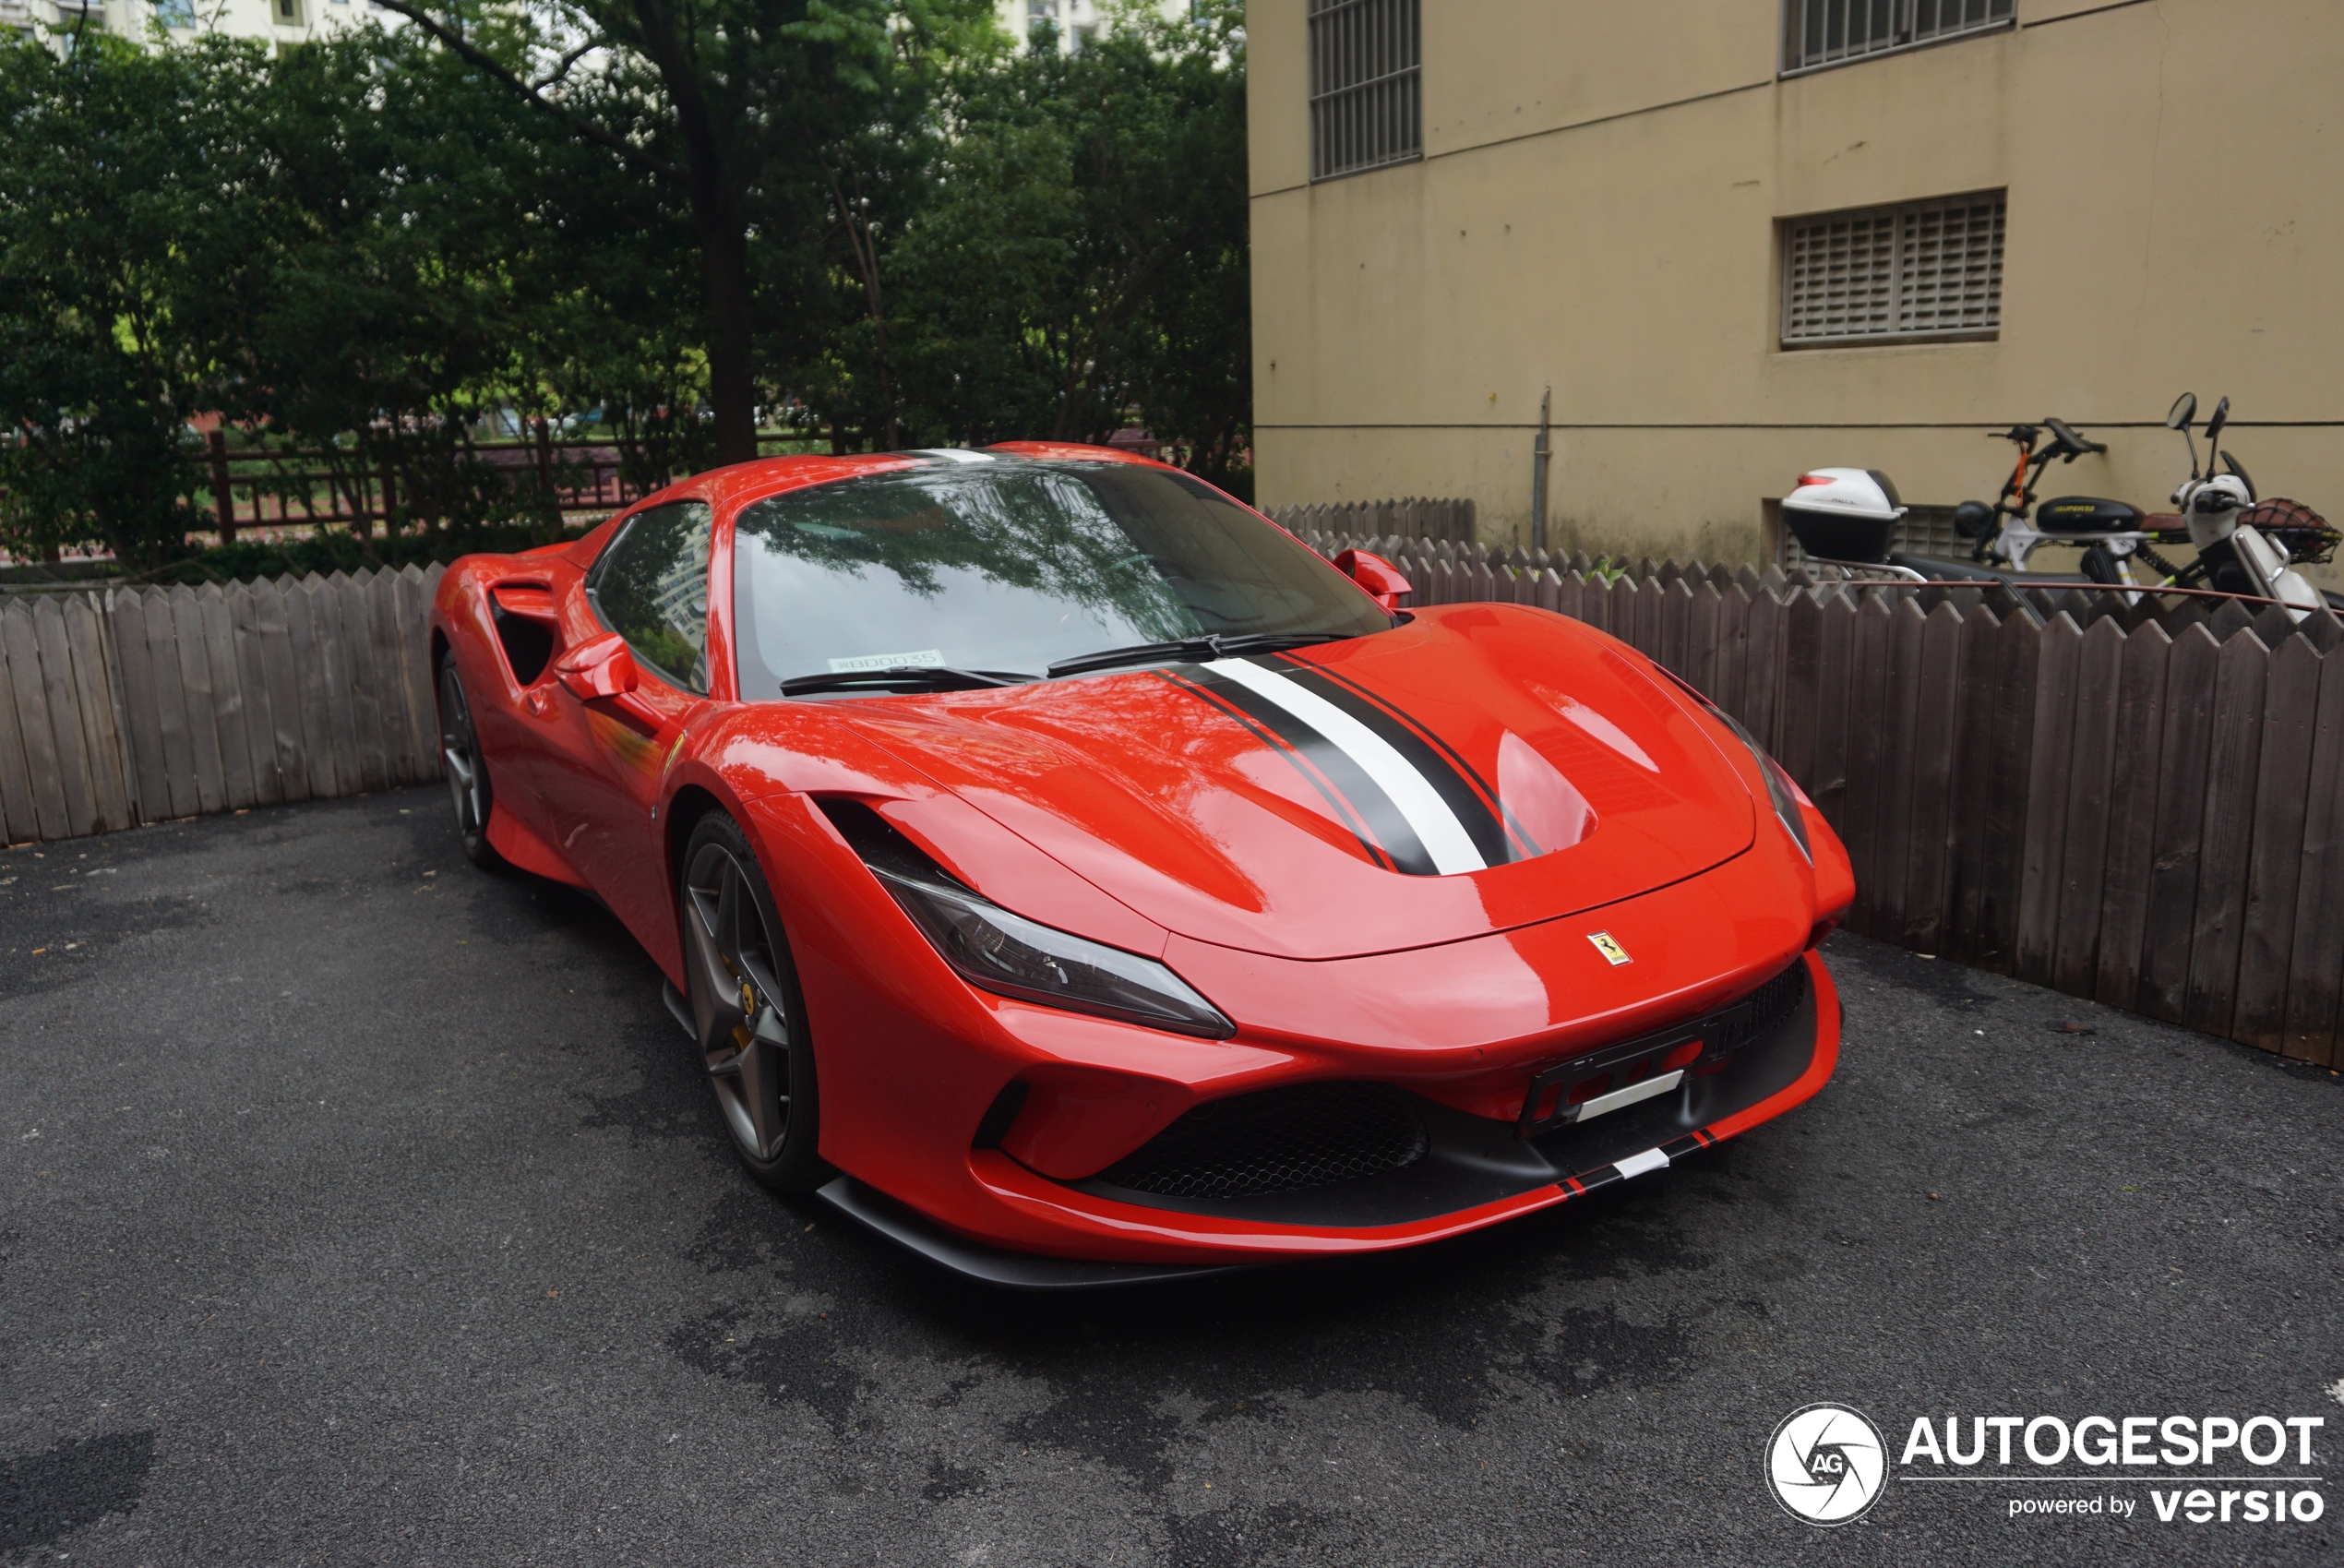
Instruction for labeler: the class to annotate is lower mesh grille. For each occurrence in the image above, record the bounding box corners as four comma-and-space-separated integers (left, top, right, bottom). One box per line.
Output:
1716, 961, 1809, 1055
1096, 1081, 1428, 1200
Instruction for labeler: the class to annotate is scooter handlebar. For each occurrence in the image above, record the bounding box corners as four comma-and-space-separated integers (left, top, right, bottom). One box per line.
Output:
2041, 417, 2106, 461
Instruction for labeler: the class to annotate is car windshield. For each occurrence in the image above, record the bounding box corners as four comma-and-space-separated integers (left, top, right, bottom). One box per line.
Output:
730, 457, 1392, 698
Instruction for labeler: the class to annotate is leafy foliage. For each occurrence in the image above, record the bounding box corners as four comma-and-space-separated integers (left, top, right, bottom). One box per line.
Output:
0, 31, 245, 568
0, 3, 1252, 570
863, 1, 1250, 487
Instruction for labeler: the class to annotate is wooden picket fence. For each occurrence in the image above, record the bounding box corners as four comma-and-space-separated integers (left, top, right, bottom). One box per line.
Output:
0, 564, 447, 844
1299, 529, 2344, 1069
1264, 497, 1477, 546
5, 519, 2339, 1068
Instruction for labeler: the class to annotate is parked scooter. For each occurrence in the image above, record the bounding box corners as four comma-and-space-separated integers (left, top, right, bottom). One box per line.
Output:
2152, 393, 2335, 617
1781, 394, 2338, 618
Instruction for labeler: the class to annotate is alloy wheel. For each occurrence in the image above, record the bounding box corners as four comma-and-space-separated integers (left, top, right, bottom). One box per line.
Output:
682, 842, 795, 1165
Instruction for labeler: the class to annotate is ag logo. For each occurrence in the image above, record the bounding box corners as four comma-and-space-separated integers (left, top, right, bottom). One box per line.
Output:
1765, 1403, 1886, 1526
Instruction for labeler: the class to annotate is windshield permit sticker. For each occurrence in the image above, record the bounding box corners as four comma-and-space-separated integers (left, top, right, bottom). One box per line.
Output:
828, 649, 945, 675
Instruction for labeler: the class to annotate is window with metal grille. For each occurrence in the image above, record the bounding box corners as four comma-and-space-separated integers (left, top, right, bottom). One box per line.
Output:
1780, 193, 2005, 347
1784, 0, 2014, 74
1309, 0, 1421, 182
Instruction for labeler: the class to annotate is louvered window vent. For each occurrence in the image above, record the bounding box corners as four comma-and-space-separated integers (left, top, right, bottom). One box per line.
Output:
1781, 193, 2005, 348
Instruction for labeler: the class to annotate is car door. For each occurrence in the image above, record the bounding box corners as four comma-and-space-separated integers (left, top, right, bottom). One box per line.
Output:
536, 498, 716, 956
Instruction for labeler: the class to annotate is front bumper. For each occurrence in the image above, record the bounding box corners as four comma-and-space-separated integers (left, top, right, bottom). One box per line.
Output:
816, 947, 1839, 1281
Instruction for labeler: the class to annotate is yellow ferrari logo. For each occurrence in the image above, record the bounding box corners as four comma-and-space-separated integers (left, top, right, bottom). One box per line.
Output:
1587, 931, 1632, 966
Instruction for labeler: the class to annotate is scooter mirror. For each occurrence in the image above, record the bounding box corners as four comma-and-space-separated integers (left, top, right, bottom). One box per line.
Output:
2204, 396, 2230, 449
2165, 391, 2196, 431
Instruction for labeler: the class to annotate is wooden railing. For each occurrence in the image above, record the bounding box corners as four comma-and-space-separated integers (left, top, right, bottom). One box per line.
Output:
184, 430, 819, 543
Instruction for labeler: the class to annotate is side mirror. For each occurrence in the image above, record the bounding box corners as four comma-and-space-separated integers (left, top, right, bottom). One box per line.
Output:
554, 631, 640, 700
2166, 391, 2196, 431
1333, 548, 1412, 612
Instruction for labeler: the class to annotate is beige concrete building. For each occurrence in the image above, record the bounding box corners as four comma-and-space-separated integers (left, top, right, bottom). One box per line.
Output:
997, 0, 1193, 54
1249, 0, 2344, 577
6, 0, 375, 46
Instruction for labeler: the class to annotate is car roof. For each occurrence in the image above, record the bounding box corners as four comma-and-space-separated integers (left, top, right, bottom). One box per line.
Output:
554, 444, 1183, 569
680, 442, 1167, 517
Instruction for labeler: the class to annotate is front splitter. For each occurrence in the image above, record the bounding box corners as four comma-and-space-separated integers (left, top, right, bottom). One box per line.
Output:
815, 1176, 1249, 1289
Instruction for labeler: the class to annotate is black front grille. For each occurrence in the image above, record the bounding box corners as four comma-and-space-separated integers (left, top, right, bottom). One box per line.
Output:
1714, 961, 1809, 1057
1095, 1081, 1428, 1201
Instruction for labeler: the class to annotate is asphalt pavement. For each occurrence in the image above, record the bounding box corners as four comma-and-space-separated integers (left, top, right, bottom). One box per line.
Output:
1, 789, 2338, 1566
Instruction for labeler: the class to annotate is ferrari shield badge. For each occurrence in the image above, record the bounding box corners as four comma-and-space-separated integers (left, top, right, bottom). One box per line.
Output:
1587, 931, 1632, 966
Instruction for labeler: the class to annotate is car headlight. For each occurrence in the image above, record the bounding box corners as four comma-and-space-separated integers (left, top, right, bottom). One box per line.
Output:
1714, 709, 1812, 862
1647, 669, 1812, 861
820, 799, 1233, 1038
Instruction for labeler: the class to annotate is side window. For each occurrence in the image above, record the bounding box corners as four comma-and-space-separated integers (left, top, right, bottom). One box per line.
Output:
585, 500, 714, 694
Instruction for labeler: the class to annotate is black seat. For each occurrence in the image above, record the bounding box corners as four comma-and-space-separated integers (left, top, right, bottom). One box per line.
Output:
2034, 496, 2144, 533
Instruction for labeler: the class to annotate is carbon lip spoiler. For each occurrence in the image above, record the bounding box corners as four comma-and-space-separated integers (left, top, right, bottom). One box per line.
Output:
813, 1175, 1250, 1291
661, 981, 1244, 1290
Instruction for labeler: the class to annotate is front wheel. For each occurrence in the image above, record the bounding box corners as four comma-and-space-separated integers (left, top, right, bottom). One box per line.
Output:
679, 812, 827, 1192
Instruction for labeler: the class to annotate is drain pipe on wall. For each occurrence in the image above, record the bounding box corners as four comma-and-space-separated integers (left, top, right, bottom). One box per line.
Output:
1530, 387, 1552, 552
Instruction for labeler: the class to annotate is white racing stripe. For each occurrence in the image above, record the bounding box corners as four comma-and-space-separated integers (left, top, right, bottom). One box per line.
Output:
1202, 657, 1487, 875
1613, 1148, 1671, 1179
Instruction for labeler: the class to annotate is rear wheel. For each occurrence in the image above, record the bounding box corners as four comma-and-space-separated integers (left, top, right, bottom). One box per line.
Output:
679, 812, 826, 1192
436, 652, 503, 870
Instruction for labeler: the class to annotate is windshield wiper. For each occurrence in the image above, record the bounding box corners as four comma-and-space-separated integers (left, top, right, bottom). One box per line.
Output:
779, 666, 1033, 698
1046, 631, 1353, 679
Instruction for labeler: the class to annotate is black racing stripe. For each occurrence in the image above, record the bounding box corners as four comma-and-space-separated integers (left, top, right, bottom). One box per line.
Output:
1262, 657, 1529, 864
1175, 664, 1441, 877
1277, 653, 1545, 862
1153, 670, 1398, 873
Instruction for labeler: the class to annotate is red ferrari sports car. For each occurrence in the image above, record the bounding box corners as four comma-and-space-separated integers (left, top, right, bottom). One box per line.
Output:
430, 445, 1852, 1286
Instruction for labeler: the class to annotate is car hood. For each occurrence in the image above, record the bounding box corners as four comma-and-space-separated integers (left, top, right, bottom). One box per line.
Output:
844, 606, 1755, 961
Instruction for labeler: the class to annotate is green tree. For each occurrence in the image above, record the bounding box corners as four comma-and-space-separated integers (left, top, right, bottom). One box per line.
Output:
0, 28, 257, 568
370, 0, 1000, 465
874, 2, 1250, 487
203, 18, 704, 533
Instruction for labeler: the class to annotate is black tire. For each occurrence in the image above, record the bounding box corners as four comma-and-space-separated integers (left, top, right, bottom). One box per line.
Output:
436, 652, 505, 870
678, 811, 828, 1193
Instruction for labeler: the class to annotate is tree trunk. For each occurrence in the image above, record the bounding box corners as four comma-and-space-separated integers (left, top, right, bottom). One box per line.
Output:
645, 10, 759, 471
694, 204, 759, 467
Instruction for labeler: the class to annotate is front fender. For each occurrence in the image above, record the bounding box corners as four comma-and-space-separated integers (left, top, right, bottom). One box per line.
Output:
660, 706, 1169, 971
